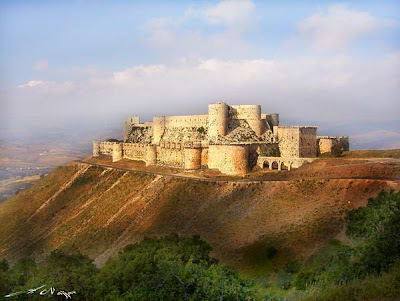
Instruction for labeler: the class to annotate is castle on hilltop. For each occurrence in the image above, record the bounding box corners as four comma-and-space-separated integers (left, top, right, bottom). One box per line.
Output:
93, 102, 349, 175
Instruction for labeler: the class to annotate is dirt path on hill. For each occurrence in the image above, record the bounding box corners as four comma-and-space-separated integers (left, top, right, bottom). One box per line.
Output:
76, 160, 400, 183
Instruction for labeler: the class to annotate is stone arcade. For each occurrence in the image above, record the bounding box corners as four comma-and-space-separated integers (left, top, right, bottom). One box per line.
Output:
93, 102, 349, 175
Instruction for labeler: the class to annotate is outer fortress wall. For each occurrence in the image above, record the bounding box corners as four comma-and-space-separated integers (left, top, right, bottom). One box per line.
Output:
94, 142, 158, 166
157, 141, 184, 167
93, 141, 118, 157
208, 144, 249, 175
231, 105, 262, 136
123, 143, 147, 161
208, 103, 228, 137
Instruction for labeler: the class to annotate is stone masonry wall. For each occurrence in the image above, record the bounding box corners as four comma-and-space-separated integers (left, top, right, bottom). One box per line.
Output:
299, 127, 318, 158
318, 137, 335, 154
164, 115, 208, 128
94, 102, 349, 175
156, 145, 184, 167
277, 127, 300, 158
123, 143, 147, 161
317, 136, 350, 154
208, 144, 249, 175
183, 148, 202, 170
201, 148, 208, 167
94, 141, 119, 156
230, 105, 262, 136
208, 103, 228, 137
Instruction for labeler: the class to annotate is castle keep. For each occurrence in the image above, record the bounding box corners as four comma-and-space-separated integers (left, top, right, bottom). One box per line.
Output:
93, 102, 349, 175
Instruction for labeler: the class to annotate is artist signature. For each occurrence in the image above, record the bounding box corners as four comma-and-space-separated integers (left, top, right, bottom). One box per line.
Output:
4, 285, 76, 299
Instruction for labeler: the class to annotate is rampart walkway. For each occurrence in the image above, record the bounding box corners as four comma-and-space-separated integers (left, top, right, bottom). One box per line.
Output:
76, 160, 400, 183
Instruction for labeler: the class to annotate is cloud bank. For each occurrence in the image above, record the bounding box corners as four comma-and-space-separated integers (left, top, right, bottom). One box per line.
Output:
1, 1, 399, 150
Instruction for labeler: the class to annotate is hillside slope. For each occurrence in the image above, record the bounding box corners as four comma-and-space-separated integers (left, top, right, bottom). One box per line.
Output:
0, 160, 399, 276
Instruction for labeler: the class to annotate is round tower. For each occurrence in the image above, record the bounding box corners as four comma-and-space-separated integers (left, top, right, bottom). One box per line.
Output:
145, 144, 157, 166
184, 147, 202, 170
112, 143, 123, 162
208, 144, 249, 175
152, 116, 166, 145
244, 105, 262, 136
208, 102, 228, 138
93, 141, 100, 156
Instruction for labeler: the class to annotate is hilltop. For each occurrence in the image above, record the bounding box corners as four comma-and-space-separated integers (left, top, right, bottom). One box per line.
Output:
0, 151, 399, 281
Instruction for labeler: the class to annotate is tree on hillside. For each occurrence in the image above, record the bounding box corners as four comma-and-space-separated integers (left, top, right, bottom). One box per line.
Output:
95, 234, 257, 300
8, 258, 37, 291
23, 250, 98, 300
0, 259, 11, 298
293, 190, 400, 291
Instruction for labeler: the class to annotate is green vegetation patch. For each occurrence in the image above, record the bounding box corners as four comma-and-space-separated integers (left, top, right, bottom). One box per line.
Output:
0, 235, 259, 300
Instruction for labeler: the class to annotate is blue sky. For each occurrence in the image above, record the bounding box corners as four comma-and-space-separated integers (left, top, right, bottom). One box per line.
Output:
1, 0, 399, 148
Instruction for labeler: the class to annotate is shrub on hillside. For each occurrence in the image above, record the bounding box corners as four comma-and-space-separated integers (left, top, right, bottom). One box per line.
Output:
23, 251, 98, 300
95, 234, 256, 300
0, 259, 11, 298
1, 236, 260, 300
293, 190, 400, 293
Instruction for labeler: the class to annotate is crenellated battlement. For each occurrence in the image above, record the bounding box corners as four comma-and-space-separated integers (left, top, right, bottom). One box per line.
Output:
93, 102, 349, 175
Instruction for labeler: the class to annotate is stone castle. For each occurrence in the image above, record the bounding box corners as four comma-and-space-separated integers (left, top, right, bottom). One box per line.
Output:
93, 102, 349, 175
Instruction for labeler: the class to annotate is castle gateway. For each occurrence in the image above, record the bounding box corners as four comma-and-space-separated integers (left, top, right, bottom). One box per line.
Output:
93, 102, 348, 175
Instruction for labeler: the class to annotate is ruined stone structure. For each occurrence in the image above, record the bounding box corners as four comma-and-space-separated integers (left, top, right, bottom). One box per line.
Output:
93, 102, 349, 175
317, 136, 350, 154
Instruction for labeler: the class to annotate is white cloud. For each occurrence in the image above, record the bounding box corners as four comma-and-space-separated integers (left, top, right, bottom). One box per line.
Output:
298, 5, 379, 50
18, 80, 50, 88
9, 52, 400, 127
17, 80, 74, 94
112, 65, 167, 85
205, 0, 255, 28
74, 52, 398, 123
33, 60, 49, 71
144, 17, 251, 60
143, 1, 256, 60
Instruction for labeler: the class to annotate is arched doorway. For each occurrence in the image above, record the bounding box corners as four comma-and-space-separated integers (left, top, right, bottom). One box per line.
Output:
271, 161, 279, 170
263, 161, 269, 169
281, 162, 288, 170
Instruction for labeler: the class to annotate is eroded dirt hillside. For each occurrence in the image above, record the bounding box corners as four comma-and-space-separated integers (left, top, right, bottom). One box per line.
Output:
0, 162, 399, 275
